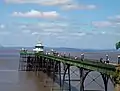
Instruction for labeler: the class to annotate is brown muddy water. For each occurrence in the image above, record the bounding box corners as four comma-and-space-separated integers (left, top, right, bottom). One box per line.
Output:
0, 51, 56, 91
0, 49, 119, 91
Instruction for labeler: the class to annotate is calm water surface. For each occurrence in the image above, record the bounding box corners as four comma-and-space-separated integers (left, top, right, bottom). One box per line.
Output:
0, 49, 53, 91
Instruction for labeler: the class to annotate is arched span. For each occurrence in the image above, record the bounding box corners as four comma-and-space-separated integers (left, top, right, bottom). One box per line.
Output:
83, 71, 106, 91
80, 69, 91, 91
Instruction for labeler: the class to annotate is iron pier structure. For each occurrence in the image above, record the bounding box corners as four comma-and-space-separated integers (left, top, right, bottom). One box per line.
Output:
19, 51, 120, 91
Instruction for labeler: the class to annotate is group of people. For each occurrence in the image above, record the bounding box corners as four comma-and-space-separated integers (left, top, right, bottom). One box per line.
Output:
45, 49, 110, 64
99, 55, 110, 64
46, 50, 85, 61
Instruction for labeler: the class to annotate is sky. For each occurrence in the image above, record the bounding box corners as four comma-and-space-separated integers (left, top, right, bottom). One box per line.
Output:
0, 0, 120, 49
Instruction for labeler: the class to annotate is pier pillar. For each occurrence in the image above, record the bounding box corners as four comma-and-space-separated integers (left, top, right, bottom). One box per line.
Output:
58, 62, 61, 87
68, 65, 71, 91
26, 56, 32, 71
80, 68, 84, 91
101, 74, 109, 91
62, 64, 71, 91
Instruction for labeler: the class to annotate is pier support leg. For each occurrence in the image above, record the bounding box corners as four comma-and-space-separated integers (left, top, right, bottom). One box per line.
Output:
68, 65, 71, 91
62, 64, 70, 91
53, 61, 56, 82
80, 68, 84, 91
79, 68, 90, 91
58, 62, 62, 88
102, 74, 109, 91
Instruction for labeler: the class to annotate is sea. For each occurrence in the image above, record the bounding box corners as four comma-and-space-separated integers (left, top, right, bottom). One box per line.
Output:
0, 47, 119, 91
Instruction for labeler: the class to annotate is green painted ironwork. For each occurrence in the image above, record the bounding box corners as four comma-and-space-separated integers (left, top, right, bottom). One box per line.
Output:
20, 51, 117, 75
19, 50, 120, 89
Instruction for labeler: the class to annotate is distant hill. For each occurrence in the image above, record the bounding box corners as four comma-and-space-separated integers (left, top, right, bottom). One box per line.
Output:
44, 47, 117, 52
1, 46, 118, 52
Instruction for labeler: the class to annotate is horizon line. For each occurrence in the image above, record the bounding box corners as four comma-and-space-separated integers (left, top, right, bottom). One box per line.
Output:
0, 46, 117, 50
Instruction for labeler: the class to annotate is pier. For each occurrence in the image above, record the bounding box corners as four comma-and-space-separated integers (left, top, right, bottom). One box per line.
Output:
18, 41, 120, 91
18, 50, 120, 91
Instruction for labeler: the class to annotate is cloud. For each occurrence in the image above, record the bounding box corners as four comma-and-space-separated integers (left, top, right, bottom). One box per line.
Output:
12, 10, 60, 19
6, 0, 96, 10
56, 36, 69, 39
92, 21, 112, 28
108, 15, 120, 20
56, 32, 86, 40
92, 14, 120, 28
5, 0, 71, 5
16, 22, 68, 33
62, 4, 96, 10
0, 24, 5, 29
22, 30, 31, 33
20, 25, 27, 29
101, 31, 106, 34
38, 0, 71, 6
108, 15, 120, 25
5, 0, 42, 4
71, 32, 86, 36
43, 28, 63, 32
31, 32, 40, 35
37, 22, 68, 30
0, 31, 10, 35
31, 32, 55, 36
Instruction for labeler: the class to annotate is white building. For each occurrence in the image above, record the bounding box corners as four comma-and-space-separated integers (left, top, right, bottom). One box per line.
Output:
33, 41, 44, 53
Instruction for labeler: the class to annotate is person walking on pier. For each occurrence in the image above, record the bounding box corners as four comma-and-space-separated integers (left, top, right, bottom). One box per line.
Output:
105, 54, 109, 64
81, 53, 84, 61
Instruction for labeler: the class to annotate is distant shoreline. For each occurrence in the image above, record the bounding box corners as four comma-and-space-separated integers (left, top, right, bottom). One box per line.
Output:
0, 47, 118, 52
